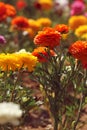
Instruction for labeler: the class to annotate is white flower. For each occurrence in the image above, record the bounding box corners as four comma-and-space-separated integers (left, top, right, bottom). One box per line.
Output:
0, 102, 23, 125
16, 49, 30, 54
54, 0, 70, 17
54, 0, 69, 7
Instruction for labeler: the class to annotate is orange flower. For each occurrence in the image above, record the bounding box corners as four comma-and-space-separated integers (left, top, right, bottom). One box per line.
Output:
69, 41, 87, 68
26, 28, 35, 39
32, 47, 56, 62
6, 4, 16, 17
0, 2, 7, 22
54, 24, 69, 34
34, 27, 61, 49
69, 41, 87, 60
11, 16, 29, 30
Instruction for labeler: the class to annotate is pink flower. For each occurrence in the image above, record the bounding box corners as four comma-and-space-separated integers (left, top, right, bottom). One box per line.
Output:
70, 0, 85, 16
0, 35, 6, 44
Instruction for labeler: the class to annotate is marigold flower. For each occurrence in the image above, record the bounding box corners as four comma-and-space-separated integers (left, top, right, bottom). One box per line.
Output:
68, 15, 87, 30
18, 53, 38, 72
32, 47, 56, 62
0, 2, 7, 22
54, 24, 69, 34
16, 0, 27, 10
75, 25, 87, 39
34, 0, 53, 10
34, 27, 61, 49
0, 53, 38, 72
69, 41, 87, 61
5, 4, 16, 17
28, 19, 40, 31
0, 53, 21, 71
36, 17, 52, 28
11, 16, 29, 30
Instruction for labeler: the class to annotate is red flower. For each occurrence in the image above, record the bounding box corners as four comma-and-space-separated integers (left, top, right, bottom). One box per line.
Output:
34, 27, 61, 49
11, 16, 29, 30
69, 41, 87, 68
32, 47, 56, 62
54, 24, 69, 34
0, 2, 7, 22
6, 4, 16, 17
16, 0, 27, 10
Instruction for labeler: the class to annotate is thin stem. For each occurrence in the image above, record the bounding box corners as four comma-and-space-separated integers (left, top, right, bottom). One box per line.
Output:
73, 69, 87, 130
73, 95, 84, 130
10, 71, 21, 102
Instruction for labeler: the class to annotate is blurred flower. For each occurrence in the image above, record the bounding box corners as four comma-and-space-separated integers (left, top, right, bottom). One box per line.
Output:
54, 0, 69, 6
0, 53, 38, 72
34, 27, 61, 49
81, 33, 87, 40
54, 0, 69, 16
84, 12, 87, 17
0, 2, 17, 22
75, 25, 87, 39
28, 19, 40, 31
0, 35, 6, 44
54, 24, 69, 34
16, 49, 30, 53
34, 0, 53, 10
0, 102, 22, 125
6, 4, 16, 17
0, 2, 7, 22
68, 15, 87, 30
16, 0, 27, 10
70, 0, 85, 16
32, 47, 56, 62
26, 28, 35, 39
36, 17, 52, 28
69, 41, 87, 68
11, 16, 29, 30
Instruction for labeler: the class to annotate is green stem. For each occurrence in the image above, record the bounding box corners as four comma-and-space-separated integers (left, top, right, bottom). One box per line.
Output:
73, 95, 84, 130
10, 71, 21, 102
54, 117, 58, 130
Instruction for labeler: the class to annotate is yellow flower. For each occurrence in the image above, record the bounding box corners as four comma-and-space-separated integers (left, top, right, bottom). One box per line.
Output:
0, 53, 38, 72
37, 0, 53, 10
17, 53, 38, 72
36, 17, 52, 28
75, 25, 87, 39
68, 15, 87, 30
0, 53, 21, 71
81, 34, 87, 40
62, 34, 68, 40
28, 19, 40, 31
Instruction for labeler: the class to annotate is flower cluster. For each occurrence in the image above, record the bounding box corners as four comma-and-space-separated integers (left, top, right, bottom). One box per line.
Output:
0, 51, 38, 71
0, 0, 87, 130
0, 2, 16, 22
